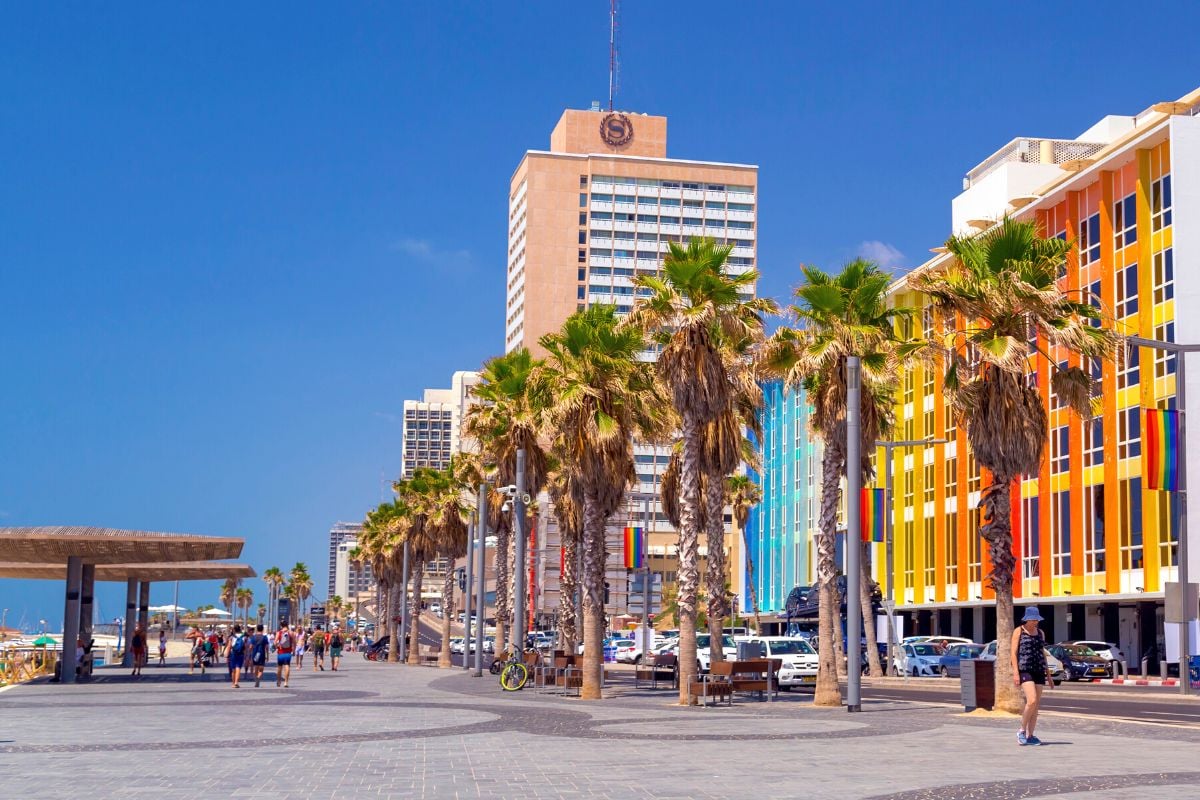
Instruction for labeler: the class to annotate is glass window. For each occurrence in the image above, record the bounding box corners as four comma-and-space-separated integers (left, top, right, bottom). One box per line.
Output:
1119, 477, 1143, 569
1153, 248, 1174, 305
1116, 264, 1138, 318
1115, 193, 1137, 249
1051, 426, 1069, 473
1084, 484, 1105, 574
615, 194, 635, 204
1021, 496, 1040, 579
1152, 175, 1173, 231
579, 193, 587, 207
1084, 417, 1103, 466
1154, 321, 1177, 378
1078, 212, 1101, 266
1118, 344, 1139, 390
1052, 490, 1071, 575
1118, 407, 1141, 460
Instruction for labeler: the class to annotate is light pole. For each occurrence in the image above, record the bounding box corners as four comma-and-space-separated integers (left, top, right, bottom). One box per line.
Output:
1128, 335, 1197, 696
874, 435, 949, 676
474, 483, 488, 677
847, 357, 863, 712
463, 509, 475, 672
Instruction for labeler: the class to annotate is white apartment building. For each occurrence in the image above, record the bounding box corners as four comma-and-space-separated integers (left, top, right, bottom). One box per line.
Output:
401, 370, 480, 479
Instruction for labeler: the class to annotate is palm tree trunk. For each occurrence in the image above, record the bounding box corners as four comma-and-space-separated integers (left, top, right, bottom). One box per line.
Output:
580, 490, 607, 700
386, 580, 400, 663
676, 411, 703, 704
494, 523, 511, 658
559, 524, 579, 652
815, 445, 843, 707
439, 565, 454, 668
704, 472, 728, 665
740, 521, 763, 634
408, 561, 425, 664
860, 540, 883, 677
834, 585, 847, 677
982, 477, 1021, 712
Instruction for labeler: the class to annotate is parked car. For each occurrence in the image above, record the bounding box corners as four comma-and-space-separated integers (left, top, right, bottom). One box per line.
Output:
939, 643, 986, 677
736, 636, 819, 688
892, 643, 947, 676
980, 640, 1067, 684
1063, 640, 1125, 667
449, 636, 464, 654
613, 639, 639, 663
654, 634, 736, 672
925, 636, 975, 650
1048, 643, 1111, 681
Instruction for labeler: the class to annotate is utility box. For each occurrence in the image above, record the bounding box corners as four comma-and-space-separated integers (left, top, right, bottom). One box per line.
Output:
960, 659, 995, 711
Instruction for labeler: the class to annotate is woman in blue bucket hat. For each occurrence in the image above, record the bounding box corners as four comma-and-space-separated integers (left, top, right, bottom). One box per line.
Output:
1010, 606, 1052, 745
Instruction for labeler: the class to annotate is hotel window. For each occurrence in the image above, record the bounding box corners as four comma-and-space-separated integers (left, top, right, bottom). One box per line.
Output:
1159, 491, 1178, 568
923, 463, 935, 504
1051, 490, 1071, 575
924, 517, 936, 587
1154, 321, 1177, 379
1118, 343, 1139, 390
579, 175, 588, 187
945, 406, 957, 439
579, 193, 587, 207
578, 249, 586, 263
1114, 192, 1137, 249
903, 520, 915, 589
1050, 426, 1069, 473
967, 506, 982, 582
578, 231, 586, 245
1084, 484, 1105, 574
944, 511, 958, 585
944, 457, 958, 498
1084, 354, 1102, 399
1050, 360, 1068, 409
1117, 406, 1141, 460
903, 370, 914, 405
1118, 477, 1143, 570
1021, 495, 1040, 579
1084, 417, 1103, 467
1078, 212, 1101, 266
1152, 248, 1174, 305
967, 452, 981, 493
1116, 264, 1138, 318
1152, 175, 1172, 231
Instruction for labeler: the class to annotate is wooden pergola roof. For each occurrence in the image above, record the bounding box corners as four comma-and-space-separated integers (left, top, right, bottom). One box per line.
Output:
0, 561, 257, 582
0, 527, 244, 564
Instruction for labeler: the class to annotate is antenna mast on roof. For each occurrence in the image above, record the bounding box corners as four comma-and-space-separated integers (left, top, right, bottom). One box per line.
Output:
608, 0, 619, 111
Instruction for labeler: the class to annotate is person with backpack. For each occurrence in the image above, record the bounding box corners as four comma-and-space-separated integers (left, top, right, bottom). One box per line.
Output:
329, 626, 345, 671
248, 624, 269, 688
311, 626, 327, 672
224, 624, 246, 688
274, 622, 295, 687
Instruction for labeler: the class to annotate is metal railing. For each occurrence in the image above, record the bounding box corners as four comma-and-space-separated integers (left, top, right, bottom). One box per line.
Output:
964, 138, 1106, 188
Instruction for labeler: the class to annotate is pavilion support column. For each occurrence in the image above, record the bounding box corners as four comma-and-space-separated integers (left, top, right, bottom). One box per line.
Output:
78, 564, 96, 680
62, 556, 83, 685
138, 581, 150, 630
123, 578, 137, 667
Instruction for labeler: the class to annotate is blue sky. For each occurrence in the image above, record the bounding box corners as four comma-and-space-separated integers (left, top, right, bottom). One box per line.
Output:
3, 2, 1199, 629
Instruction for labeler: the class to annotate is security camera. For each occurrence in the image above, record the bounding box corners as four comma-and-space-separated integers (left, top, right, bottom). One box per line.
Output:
499, 485, 517, 496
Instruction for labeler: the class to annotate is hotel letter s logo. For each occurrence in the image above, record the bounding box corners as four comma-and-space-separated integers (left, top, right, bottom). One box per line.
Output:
600, 113, 634, 148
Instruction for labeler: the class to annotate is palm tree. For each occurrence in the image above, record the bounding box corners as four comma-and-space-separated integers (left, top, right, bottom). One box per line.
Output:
347, 546, 364, 629
281, 583, 297, 626
726, 474, 763, 633
262, 567, 284, 630
257, 603, 266, 625
546, 464, 583, 651
236, 587, 253, 625
393, 470, 439, 665
463, 347, 549, 657
530, 304, 667, 700
219, 578, 238, 619
328, 595, 343, 624
428, 459, 471, 668
913, 217, 1118, 710
290, 563, 312, 626
363, 499, 407, 663
631, 238, 775, 702
761, 258, 911, 705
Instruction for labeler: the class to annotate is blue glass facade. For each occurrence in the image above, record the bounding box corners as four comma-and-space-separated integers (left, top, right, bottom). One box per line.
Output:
747, 380, 820, 613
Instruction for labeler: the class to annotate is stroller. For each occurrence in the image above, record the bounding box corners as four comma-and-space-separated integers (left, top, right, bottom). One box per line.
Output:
363, 636, 389, 662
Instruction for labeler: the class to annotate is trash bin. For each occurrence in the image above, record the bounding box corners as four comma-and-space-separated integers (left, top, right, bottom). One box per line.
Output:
960, 659, 994, 711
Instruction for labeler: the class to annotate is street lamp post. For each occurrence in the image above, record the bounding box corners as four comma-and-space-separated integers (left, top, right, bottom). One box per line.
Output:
874, 435, 949, 676
1128, 335, 1198, 696
846, 357, 863, 712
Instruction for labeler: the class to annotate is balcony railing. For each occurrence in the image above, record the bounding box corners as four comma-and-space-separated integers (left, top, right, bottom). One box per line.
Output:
964, 138, 1106, 188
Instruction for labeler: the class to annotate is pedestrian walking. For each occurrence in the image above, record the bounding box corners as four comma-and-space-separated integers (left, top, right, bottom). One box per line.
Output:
224, 624, 246, 688
187, 626, 205, 675
1011, 606, 1053, 746
274, 622, 295, 687
311, 626, 327, 672
158, 629, 168, 666
295, 627, 307, 669
329, 626, 345, 671
130, 624, 148, 677
248, 624, 269, 687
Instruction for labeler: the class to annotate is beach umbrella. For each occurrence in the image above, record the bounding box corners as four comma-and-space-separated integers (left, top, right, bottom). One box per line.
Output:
150, 604, 188, 613
200, 609, 232, 617
32, 635, 56, 646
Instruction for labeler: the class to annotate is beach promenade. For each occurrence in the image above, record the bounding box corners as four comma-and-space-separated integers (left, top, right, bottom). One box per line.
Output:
1, 659, 1198, 799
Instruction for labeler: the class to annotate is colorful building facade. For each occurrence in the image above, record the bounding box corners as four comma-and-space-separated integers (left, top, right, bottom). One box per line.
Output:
752, 87, 1200, 666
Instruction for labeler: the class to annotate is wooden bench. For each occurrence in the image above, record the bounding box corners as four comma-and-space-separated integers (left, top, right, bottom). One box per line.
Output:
690, 660, 734, 707
727, 658, 781, 701
634, 653, 678, 689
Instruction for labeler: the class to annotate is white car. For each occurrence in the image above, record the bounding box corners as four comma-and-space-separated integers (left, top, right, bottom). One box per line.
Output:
893, 643, 948, 676
654, 634, 737, 672
737, 636, 819, 688
613, 639, 638, 663
1064, 640, 1126, 665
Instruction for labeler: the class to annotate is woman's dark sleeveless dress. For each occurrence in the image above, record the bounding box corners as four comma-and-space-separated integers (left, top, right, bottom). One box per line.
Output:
1017, 629, 1046, 684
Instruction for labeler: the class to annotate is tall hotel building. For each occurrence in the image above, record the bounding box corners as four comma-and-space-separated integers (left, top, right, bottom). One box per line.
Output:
400, 370, 480, 479
751, 86, 1200, 669
506, 107, 757, 618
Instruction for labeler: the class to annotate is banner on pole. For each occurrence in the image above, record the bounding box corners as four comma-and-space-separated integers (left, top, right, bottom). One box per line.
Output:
623, 527, 644, 569
1145, 408, 1180, 492
860, 488, 885, 543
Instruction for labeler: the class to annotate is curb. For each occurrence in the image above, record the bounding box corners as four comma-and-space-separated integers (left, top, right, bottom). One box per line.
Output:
1098, 678, 1179, 687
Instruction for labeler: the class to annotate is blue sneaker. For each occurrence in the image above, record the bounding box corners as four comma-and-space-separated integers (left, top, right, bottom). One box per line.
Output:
1026, 735, 1042, 746
1017, 730, 1027, 745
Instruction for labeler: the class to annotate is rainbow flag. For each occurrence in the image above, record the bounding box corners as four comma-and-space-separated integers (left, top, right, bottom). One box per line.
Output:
1145, 408, 1180, 492
860, 488, 885, 543
623, 527, 645, 569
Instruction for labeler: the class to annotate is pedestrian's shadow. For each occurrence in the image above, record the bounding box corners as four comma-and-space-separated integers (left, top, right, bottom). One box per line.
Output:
1031, 741, 1073, 746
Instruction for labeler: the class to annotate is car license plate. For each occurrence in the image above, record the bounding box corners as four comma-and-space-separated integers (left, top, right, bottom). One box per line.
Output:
1090, 667, 1106, 675
801, 675, 816, 683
